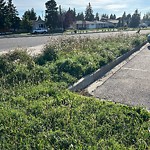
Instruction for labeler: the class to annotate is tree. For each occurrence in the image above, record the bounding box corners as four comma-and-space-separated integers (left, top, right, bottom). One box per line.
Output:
126, 14, 131, 27
110, 14, 116, 20
0, 0, 7, 31
21, 8, 37, 32
64, 8, 76, 29
117, 12, 129, 27
73, 8, 76, 20
130, 9, 141, 28
113, 14, 116, 19
29, 8, 37, 20
122, 11, 127, 26
110, 14, 113, 19
45, 0, 59, 30
5, 0, 20, 31
101, 14, 108, 21
85, 3, 94, 21
143, 12, 150, 25
76, 12, 84, 21
95, 13, 99, 21
57, 5, 65, 30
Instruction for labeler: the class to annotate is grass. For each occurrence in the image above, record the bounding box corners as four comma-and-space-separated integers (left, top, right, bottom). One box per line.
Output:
0, 34, 149, 149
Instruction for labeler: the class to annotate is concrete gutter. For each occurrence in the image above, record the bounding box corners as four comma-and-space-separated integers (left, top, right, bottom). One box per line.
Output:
69, 41, 147, 92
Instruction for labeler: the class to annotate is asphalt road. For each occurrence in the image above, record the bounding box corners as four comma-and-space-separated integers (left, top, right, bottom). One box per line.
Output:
0, 29, 150, 52
89, 43, 150, 111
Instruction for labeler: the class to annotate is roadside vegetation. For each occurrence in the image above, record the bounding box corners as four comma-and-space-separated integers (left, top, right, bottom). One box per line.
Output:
0, 34, 149, 149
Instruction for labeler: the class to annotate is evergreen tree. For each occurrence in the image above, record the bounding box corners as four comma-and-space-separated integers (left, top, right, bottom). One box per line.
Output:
57, 5, 65, 29
76, 12, 84, 21
5, 0, 20, 31
110, 14, 114, 19
122, 11, 127, 26
0, 0, 7, 31
126, 14, 131, 27
109, 14, 116, 19
64, 8, 76, 29
85, 3, 94, 21
95, 12, 99, 21
21, 9, 37, 32
117, 18, 122, 27
143, 12, 150, 25
113, 14, 116, 19
73, 8, 76, 20
101, 14, 108, 21
45, 0, 58, 30
130, 9, 141, 28
29, 8, 37, 20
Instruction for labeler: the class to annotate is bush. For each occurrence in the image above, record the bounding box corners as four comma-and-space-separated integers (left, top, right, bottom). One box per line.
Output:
0, 55, 15, 76
57, 59, 83, 78
35, 45, 58, 65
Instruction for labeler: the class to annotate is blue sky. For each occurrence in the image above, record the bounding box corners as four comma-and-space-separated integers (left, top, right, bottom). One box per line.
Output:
12, 0, 150, 18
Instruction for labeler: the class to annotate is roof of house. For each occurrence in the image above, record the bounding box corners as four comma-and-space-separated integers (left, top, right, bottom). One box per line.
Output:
75, 20, 112, 25
108, 19, 119, 24
75, 21, 85, 25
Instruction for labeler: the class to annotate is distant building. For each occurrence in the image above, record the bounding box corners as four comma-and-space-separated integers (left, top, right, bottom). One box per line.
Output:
32, 17, 47, 30
107, 20, 119, 28
74, 19, 119, 30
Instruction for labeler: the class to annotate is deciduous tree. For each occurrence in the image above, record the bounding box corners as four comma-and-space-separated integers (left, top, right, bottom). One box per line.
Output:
64, 8, 76, 29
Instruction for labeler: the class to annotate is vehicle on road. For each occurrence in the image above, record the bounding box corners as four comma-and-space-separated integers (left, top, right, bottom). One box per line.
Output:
147, 34, 150, 43
32, 28, 48, 34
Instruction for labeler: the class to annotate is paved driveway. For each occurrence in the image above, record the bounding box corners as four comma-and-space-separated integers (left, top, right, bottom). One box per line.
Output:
88, 43, 150, 111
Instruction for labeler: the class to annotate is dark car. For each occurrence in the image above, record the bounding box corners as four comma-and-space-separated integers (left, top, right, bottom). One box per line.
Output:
147, 34, 150, 43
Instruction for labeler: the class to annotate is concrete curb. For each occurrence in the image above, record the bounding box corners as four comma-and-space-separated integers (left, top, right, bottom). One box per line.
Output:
0, 33, 64, 39
69, 41, 147, 92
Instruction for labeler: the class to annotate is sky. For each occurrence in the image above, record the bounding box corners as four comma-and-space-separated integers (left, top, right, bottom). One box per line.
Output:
12, 0, 150, 18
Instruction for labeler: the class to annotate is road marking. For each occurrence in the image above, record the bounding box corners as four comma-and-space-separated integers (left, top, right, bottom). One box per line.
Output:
122, 67, 150, 72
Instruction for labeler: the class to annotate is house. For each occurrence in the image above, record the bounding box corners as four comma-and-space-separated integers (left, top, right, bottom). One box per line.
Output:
75, 21, 99, 29
85, 21, 96, 29
75, 21, 86, 29
96, 21, 109, 28
32, 17, 47, 30
74, 20, 119, 30
107, 19, 119, 28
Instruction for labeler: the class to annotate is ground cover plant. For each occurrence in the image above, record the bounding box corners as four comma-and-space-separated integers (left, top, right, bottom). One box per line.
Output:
0, 34, 149, 149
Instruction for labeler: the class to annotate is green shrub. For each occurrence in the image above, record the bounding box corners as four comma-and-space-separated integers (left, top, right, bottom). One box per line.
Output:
35, 45, 58, 65
57, 59, 83, 78
0, 55, 15, 76
132, 38, 141, 47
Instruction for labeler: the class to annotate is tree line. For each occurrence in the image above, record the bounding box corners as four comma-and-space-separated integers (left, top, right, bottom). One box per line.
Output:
0, 0, 150, 32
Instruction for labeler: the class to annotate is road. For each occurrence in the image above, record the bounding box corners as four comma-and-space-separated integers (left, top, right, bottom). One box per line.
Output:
0, 30, 150, 53
88, 43, 150, 111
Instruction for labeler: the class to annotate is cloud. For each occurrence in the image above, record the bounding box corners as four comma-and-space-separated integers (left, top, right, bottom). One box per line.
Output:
105, 4, 127, 12
12, 0, 150, 17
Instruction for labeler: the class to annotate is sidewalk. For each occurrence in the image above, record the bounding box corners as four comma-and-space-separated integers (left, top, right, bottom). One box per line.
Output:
88, 43, 150, 111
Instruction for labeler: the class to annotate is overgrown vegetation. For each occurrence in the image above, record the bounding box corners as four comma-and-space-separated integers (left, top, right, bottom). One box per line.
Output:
0, 35, 149, 149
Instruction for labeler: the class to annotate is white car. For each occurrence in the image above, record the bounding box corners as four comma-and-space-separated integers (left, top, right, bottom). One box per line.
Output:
32, 28, 48, 34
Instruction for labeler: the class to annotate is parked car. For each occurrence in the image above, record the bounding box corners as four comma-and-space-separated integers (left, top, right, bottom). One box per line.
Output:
147, 34, 150, 43
32, 28, 48, 34
139, 23, 148, 28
